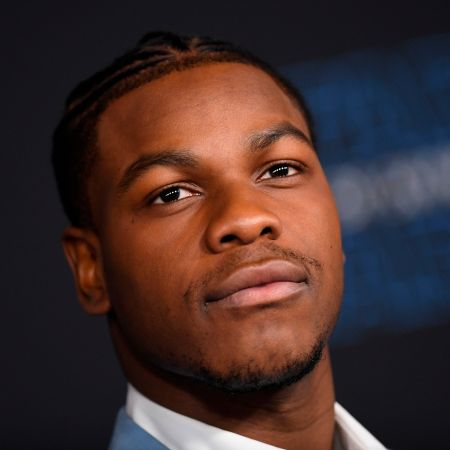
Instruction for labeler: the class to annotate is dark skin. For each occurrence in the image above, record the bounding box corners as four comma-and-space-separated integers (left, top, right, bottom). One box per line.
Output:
63, 63, 344, 449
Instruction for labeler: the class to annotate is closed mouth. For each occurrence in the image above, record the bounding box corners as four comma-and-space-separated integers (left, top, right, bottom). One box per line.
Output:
206, 259, 308, 307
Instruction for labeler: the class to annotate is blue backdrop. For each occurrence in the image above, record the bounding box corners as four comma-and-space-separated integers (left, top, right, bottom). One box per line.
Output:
283, 33, 450, 346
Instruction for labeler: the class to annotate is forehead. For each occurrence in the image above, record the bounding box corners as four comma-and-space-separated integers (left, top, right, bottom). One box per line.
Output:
96, 62, 309, 154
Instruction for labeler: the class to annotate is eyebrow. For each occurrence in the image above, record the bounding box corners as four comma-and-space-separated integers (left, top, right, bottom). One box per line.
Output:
248, 121, 312, 151
117, 150, 199, 195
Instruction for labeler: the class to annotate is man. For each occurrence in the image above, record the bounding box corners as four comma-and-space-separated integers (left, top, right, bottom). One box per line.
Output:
52, 31, 386, 449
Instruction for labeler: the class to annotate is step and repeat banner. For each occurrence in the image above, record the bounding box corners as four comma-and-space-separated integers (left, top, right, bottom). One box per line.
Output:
283, 33, 450, 346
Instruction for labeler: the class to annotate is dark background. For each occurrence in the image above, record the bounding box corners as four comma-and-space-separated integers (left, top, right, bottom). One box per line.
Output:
2, 1, 450, 449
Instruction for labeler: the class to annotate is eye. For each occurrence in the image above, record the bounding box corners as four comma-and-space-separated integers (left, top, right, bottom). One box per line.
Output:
153, 186, 199, 204
260, 162, 302, 180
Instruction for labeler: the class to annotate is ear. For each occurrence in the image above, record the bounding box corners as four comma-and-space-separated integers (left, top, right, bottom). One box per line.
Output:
62, 227, 111, 315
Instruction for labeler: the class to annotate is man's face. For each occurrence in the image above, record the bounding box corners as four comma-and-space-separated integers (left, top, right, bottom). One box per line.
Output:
91, 63, 344, 391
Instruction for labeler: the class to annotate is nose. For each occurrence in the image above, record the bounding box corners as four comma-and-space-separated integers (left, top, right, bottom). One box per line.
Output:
204, 186, 282, 253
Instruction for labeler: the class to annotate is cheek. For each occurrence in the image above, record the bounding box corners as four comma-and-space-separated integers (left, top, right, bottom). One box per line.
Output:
307, 195, 343, 287
101, 223, 172, 318
284, 184, 342, 252
101, 232, 190, 363
283, 185, 344, 304
101, 219, 203, 326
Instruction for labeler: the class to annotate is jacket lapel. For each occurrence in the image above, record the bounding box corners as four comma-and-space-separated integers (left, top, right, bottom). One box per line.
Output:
109, 408, 169, 450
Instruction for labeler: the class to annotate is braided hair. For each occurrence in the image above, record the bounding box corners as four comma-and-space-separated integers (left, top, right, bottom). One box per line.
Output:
52, 31, 314, 228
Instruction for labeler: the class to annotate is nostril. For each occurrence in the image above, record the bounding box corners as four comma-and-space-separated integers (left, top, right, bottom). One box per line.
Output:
261, 226, 272, 236
220, 234, 236, 244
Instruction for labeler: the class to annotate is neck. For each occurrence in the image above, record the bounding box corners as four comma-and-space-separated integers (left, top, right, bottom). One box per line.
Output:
112, 325, 336, 450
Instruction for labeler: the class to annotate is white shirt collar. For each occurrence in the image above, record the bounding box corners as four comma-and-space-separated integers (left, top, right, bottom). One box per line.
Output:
126, 383, 386, 450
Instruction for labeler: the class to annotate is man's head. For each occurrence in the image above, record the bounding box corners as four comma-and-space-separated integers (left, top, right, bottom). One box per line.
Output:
52, 31, 314, 228
54, 32, 344, 394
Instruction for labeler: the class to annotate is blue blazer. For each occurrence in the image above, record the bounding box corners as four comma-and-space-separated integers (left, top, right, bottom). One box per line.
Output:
108, 408, 169, 450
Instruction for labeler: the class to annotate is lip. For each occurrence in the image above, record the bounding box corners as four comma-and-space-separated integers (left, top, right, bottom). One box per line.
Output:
206, 260, 308, 307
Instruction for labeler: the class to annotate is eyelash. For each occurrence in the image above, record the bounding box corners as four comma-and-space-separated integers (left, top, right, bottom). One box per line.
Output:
149, 161, 305, 205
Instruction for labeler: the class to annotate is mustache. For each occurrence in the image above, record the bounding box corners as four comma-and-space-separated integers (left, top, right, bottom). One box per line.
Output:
183, 242, 322, 304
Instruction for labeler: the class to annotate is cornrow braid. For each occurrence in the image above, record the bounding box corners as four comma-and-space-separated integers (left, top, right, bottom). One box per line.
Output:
52, 31, 314, 228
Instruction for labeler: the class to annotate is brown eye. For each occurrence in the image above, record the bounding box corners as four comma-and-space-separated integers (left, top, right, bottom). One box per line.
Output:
270, 164, 290, 177
153, 186, 197, 204
261, 163, 300, 180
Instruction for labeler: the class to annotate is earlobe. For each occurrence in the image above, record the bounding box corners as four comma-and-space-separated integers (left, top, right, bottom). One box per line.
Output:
62, 227, 111, 315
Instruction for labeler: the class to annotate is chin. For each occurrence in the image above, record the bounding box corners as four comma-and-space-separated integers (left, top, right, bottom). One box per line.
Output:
184, 332, 327, 394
